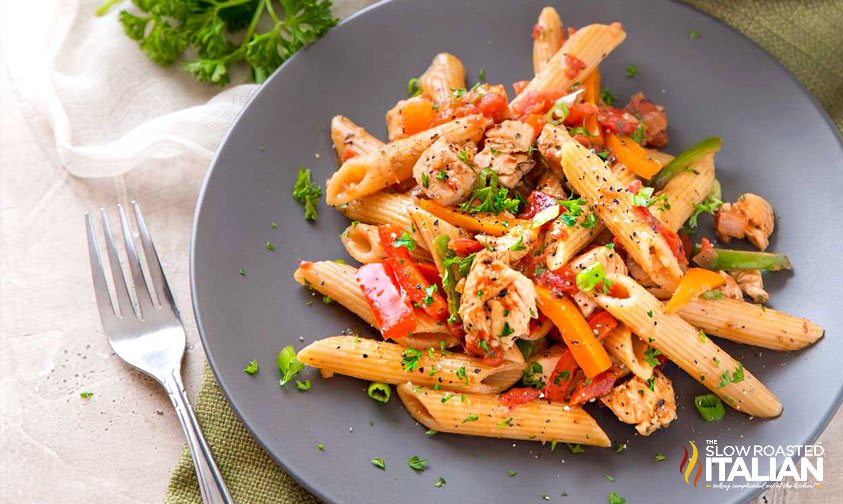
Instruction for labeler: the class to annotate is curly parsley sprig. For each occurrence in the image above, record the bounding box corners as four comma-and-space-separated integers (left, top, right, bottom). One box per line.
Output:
104, 0, 338, 85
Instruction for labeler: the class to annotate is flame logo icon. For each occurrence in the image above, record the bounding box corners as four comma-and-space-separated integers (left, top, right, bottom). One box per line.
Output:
679, 441, 703, 487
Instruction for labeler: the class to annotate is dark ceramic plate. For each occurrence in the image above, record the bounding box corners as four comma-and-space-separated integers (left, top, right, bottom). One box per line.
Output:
191, 0, 843, 502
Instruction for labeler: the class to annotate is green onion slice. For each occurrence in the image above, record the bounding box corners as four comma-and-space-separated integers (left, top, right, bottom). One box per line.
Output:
575, 262, 607, 293
694, 393, 726, 422
367, 382, 392, 403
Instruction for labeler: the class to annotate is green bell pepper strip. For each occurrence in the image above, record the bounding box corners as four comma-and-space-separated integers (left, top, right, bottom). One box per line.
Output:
692, 244, 792, 271
433, 235, 462, 324
650, 137, 722, 190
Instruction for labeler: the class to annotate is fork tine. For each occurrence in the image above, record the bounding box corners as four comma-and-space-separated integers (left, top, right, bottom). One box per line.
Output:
100, 208, 136, 318
131, 202, 178, 313
118, 204, 155, 313
86, 213, 119, 323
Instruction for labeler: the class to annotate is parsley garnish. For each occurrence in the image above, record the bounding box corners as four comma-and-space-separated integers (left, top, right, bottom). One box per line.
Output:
717, 363, 745, 389
654, 453, 666, 462
567, 443, 585, 454
687, 197, 723, 229
395, 231, 416, 251
501, 322, 515, 337
600, 87, 618, 106
239, 268, 245, 276
401, 348, 422, 372
407, 455, 428, 471
699, 330, 708, 342
478, 68, 486, 81
421, 172, 429, 188
497, 418, 513, 428
435, 476, 446, 488
609, 492, 626, 504
426, 429, 438, 436
458, 169, 521, 215
629, 125, 645, 144
371, 457, 385, 470
456, 366, 469, 386
277, 346, 304, 387
422, 284, 438, 305
244, 360, 259, 375
292, 167, 322, 221
691, 30, 700, 39
265, 242, 276, 251
296, 379, 311, 391
644, 347, 662, 367
462, 414, 479, 423
510, 236, 527, 251
646, 377, 656, 391
80, 391, 94, 399
508, 470, 517, 477
605, 474, 615, 482
626, 63, 638, 78
317, 443, 324, 451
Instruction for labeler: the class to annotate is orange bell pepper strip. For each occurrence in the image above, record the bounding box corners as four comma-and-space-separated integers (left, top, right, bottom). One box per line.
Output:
606, 133, 663, 179
581, 70, 604, 146
400, 99, 438, 136
418, 199, 529, 237
378, 224, 450, 321
664, 267, 727, 314
587, 310, 618, 340
535, 287, 612, 378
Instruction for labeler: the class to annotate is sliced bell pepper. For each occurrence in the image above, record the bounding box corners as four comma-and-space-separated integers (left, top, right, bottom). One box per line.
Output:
692, 243, 792, 271
447, 238, 484, 255
587, 310, 618, 340
355, 262, 417, 341
568, 368, 619, 407
664, 267, 727, 314
499, 387, 542, 409
378, 224, 449, 321
535, 286, 612, 378
581, 69, 604, 146
419, 199, 529, 236
543, 349, 579, 402
400, 99, 438, 136
650, 137, 722, 190
606, 133, 663, 179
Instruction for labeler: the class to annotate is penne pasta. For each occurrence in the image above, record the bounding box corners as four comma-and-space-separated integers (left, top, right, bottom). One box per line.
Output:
603, 324, 653, 380
326, 115, 487, 206
656, 153, 716, 231
560, 140, 685, 290
408, 206, 464, 272
420, 53, 467, 103
397, 383, 611, 446
341, 222, 431, 264
298, 336, 524, 394
294, 261, 456, 347
510, 22, 626, 115
339, 191, 417, 229
591, 274, 782, 417
532, 7, 565, 74
675, 298, 824, 351
331, 115, 384, 164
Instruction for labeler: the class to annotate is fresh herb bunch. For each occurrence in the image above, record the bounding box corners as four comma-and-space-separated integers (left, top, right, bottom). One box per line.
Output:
107, 0, 338, 85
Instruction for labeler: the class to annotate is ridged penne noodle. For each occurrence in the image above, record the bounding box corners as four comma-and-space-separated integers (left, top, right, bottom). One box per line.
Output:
532, 7, 565, 74
330, 115, 384, 163
676, 298, 824, 351
408, 206, 464, 272
510, 23, 626, 115
397, 383, 611, 446
340, 191, 416, 228
341, 222, 431, 264
326, 115, 487, 205
603, 324, 653, 380
420, 53, 467, 103
561, 140, 684, 290
591, 274, 782, 417
298, 336, 523, 394
656, 153, 716, 231
294, 261, 455, 347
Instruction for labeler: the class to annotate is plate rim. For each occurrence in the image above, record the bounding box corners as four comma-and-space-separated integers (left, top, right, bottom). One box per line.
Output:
188, 1, 843, 502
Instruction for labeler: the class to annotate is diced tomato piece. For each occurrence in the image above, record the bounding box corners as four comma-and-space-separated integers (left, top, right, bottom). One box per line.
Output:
535, 266, 579, 295
632, 206, 688, 266
464, 331, 505, 366
500, 387, 542, 409
597, 106, 640, 136
564, 55, 587, 80
448, 238, 484, 255
587, 310, 618, 340
523, 114, 546, 137
532, 24, 545, 40
378, 224, 450, 320
400, 99, 437, 136
627, 179, 643, 194
568, 369, 619, 406
562, 103, 599, 126
518, 191, 561, 220
513, 80, 531, 96
355, 262, 418, 340
544, 350, 578, 402
475, 92, 509, 123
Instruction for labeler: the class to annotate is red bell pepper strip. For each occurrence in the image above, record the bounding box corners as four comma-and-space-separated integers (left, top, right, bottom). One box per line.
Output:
378, 224, 449, 321
568, 369, 620, 407
587, 310, 619, 340
535, 266, 579, 295
543, 350, 579, 402
355, 262, 417, 341
499, 387, 542, 409
447, 238, 484, 255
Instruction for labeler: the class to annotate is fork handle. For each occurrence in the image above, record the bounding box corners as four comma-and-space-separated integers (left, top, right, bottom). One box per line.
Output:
164, 371, 234, 504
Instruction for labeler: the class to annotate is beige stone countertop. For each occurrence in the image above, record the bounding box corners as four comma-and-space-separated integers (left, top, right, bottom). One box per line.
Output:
0, 3, 840, 503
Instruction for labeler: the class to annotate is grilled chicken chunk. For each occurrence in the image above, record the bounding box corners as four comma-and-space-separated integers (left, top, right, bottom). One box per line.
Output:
717, 271, 744, 300
459, 250, 537, 353
569, 246, 627, 317
715, 193, 775, 250
412, 135, 478, 206
729, 269, 769, 303
475, 226, 538, 264
601, 369, 677, 435
624, 92, 668, 147
474, 120, 536, 188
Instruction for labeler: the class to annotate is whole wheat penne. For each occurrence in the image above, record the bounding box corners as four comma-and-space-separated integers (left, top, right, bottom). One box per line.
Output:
331, 115, 384, 164
676, 298, 824, 351
533, 7, 565, 74
603, 324, 653, 380
510, 23, 626, 116
397, 383, 611, 446
298, 336, 523, 393
326, 115, 487, 205
420, 52, 467, 103
561, 140, 685, 290
341, 222, 431, 264
294, 261, 454, 345
591, 274, 782, 417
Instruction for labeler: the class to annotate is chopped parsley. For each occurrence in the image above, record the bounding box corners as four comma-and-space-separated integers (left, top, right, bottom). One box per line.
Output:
629, 125, 645, 144
646, 377, 656, 391
626, 63, 638, 78
401, 348, 422, 372
501, 322, 515, 337
654, 453, 666, 462
426, 429, 438, 436
605, 474, 615, 482
508, 470, 517, 477
496, 418, 513, 428
717, 363, 745, 389
456, 366, 469, 386
510, 236, 527, 251
265, 242, 275, 251
243, 360, 259, 375
691, 30, 700, 39
317, 443, 324, 451
687, 197, 723, 228
407, 455, 428, 471
322, 295, 333, 304
421, 172, 429, 188
292, 167, 321, 221
296, 379, 311, 391
567, 443, 585, 454
701, 290, 725, 300
644, 347, 662, 367
609, 492, 626, 504
371, 457, 385, 470
239, 268, 245, 276
422, 284, 438, 306
435, 476, 446, 488
462, 414, 479, 423
478, 68, 486, 81
277, 346, 304, 387
600, 87, 618, 106
458, 169, 521, 215
699, 330, 708, 342
80, 391, 94, 399
395, 231, 417, 251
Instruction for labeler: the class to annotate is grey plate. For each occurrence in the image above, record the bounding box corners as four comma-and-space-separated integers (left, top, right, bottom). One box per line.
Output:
191, 0, 843, 502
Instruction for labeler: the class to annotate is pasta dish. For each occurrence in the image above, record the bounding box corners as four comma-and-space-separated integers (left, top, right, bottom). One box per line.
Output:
289, 7, 824, 448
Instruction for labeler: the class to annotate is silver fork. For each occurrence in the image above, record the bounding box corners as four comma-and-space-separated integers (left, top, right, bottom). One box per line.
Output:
85, 202, 233, 504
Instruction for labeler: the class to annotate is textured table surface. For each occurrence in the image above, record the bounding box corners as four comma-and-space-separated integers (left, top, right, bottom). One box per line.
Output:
1, 1, 840, 503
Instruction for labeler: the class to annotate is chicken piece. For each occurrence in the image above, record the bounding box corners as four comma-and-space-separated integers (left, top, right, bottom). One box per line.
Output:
535, 171, 566, 198
601, 369, 676, 436
624, 256, 672, 300
569, 246, 627, 317
474, 120, 536, 188
459, 250, 537, 353
624, 92, 668, 147
412, 135, 478, 206
715, 193, 775, 250
475, 226, 538, 264
716, 271, 744, 300
729, 270, 769, 303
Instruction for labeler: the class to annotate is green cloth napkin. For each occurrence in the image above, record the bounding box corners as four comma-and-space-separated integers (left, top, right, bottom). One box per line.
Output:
164, 1, 842, 503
